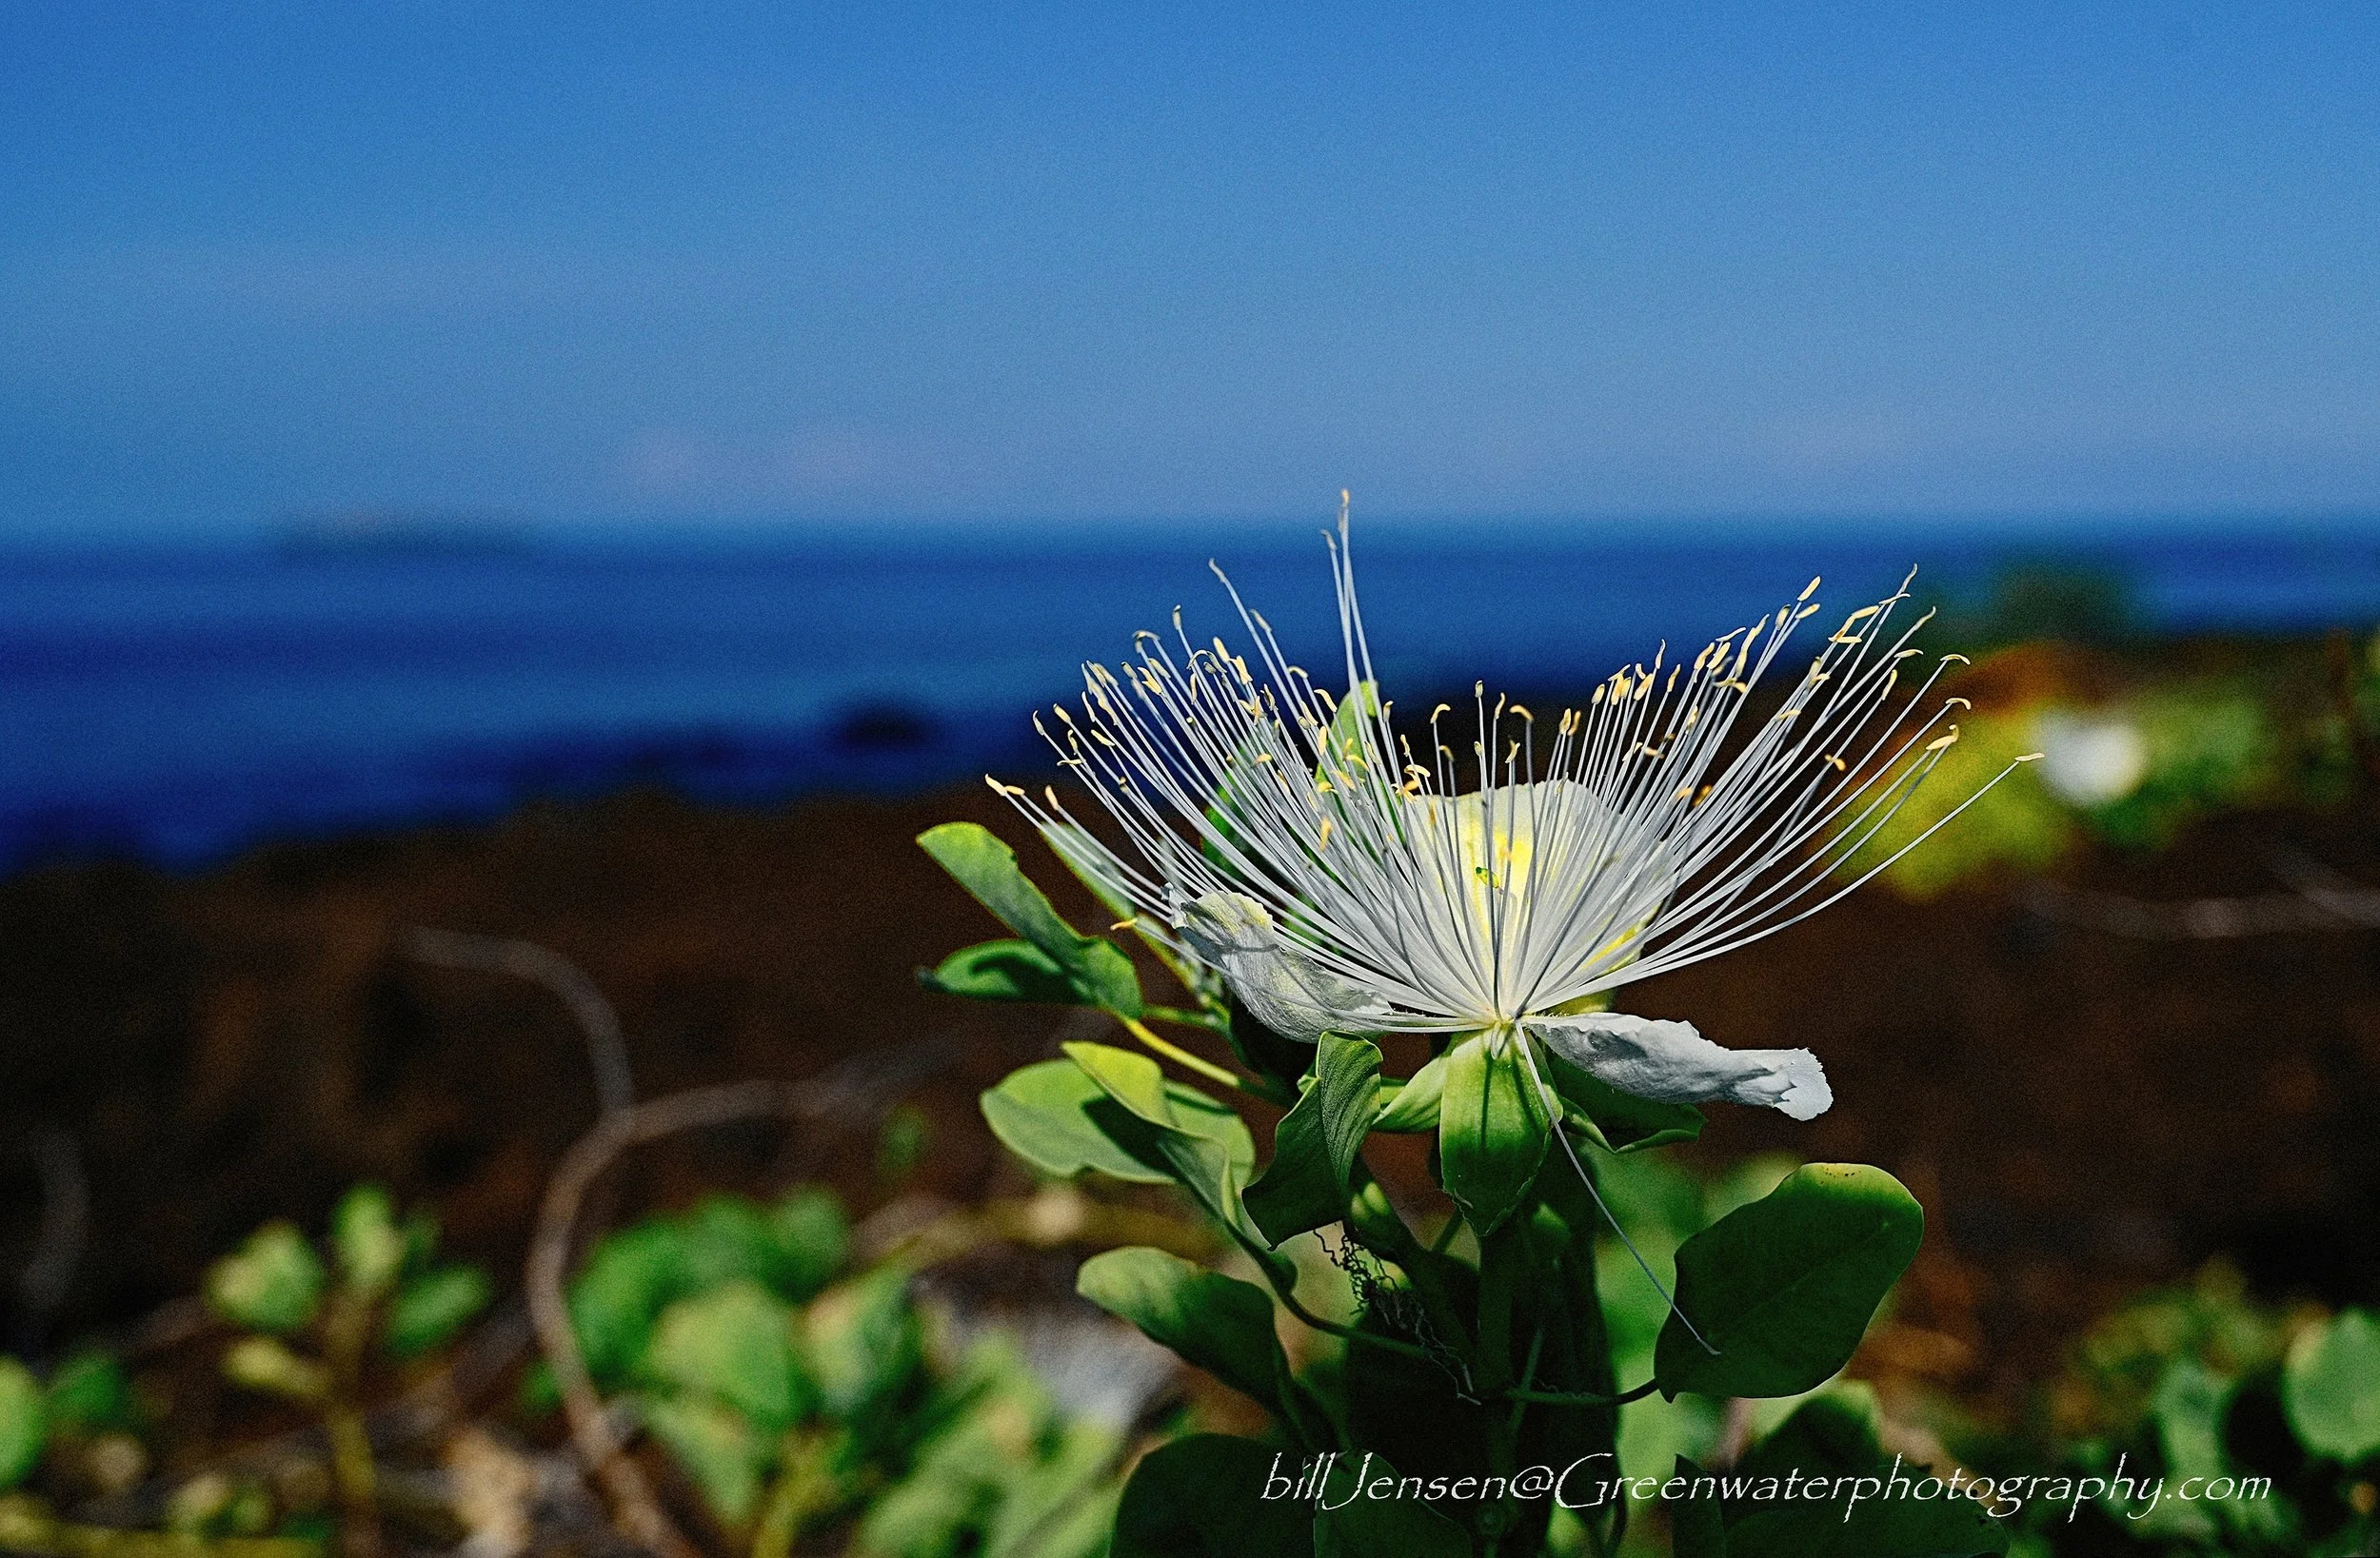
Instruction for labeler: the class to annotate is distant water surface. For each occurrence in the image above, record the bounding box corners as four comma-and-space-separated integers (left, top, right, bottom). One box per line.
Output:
5, 516, 2377, 868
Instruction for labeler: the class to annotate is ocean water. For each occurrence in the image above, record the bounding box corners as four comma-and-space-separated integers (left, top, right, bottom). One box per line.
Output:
5, 516, 2378, 870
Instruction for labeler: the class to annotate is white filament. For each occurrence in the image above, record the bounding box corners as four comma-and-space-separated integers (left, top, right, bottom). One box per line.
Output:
1003, 515, 2005, 1035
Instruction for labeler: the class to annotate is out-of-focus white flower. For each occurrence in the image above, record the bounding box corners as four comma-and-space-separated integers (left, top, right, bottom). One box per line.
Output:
999, 517, 2025, 1121
2032, 707, 2148, 808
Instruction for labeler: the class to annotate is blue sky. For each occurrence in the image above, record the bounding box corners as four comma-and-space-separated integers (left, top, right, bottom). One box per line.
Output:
5, 3, 2380, 536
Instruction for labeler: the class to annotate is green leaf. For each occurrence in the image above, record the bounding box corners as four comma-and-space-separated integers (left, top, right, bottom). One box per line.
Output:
1077, 1247, 1289, 1410
918, 822, 1142, 1015
43, 1351, 134, 1435
222, 1334, 328, 1400
1723, 1394, 2008, 1557
330, 1184, 406, 1298
1243, 1034, 1382, 1243
1656, 1165, 1922, 1400
1111, 1435, 1313, 1558
639, 1393, 769, 1526
1060, 1043, 1259, 1199
1544, 1054, 1704, 1154
919, 938, 1084, 1005
206, 1221, 327, 1334
1670, 1456, 1728, 1558
566, 1222, 685, 1382
1311, 1451, 1473, 1557
643, 1280, 806, 1433
2152, 1354, 2231, 1485
0, 1359, 46, 1492
1372, 1054, 1448, 1133
765, 1188, 850, 1302
1438, 1034, 1550, 1235
1062, 1041, 1182, 1128
383, 1264, 492, 1358
2285, 1308, 2380, 1464
804, 1266, 921, 1422
982, 1059, 1180, 1184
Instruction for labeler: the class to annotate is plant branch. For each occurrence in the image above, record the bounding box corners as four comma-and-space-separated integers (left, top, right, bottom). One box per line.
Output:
526, 1046, 948, 1558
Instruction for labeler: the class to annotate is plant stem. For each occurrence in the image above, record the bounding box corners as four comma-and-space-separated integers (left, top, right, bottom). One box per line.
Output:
1115, 1016, 1265, 1095
1140, 1003, 1226, 1033
1502, 1379, 1658, 1408
317, 1292, 381, 1558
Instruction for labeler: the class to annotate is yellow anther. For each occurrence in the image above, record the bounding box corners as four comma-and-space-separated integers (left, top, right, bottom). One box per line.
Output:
1799, 576, 1822, 602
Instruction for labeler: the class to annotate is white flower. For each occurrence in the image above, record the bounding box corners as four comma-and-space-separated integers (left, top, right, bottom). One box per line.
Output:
1001, 520, 2019, 1121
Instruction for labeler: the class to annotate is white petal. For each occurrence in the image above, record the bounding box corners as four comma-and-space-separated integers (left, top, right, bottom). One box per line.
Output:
1529, 1011, 1833, 1121
1170, 891, 1396, 1041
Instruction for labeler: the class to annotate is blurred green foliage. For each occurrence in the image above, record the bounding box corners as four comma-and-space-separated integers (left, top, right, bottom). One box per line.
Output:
538, 1182, 1124, 1558
1952, 1263, 2380, 1557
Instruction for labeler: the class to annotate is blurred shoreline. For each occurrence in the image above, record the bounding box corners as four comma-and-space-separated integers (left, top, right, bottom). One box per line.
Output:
8, 515, 2380, 872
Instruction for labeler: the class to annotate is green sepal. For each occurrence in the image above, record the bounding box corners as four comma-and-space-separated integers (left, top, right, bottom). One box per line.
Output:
1437, 1034, 1550, 1235
917, 938, 1083, 1005
1372, 1053, 1448, 1133
1111, 1435, 1313, 1558
917, 822, 1142, 1015
1655, 1164, 1922, 1400
1542, 1050, 1705, 1153
1077, 1247, 1290, 1413
1241, 1034, 1383, 1244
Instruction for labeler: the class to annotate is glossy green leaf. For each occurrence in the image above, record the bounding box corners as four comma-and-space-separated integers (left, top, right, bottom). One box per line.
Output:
1078, 1246, 1288, 1410
206, 1221, 327, 1335
0, 1359, 46, 1492
1062, 1041, 1181, 1128
1111, 1434, 1312, 1558
918, 822, 1141, 1015
1544, 1053, 1704, 1154
1372, 1053, 1448, 1133
919, 938, 1084, 1005
1242, 1034, 1382, 1243
1656, 1165, 1922, 1400
981, 1058, 1179, 1184
640, 1393, 769, 1526
1061, 1043, 1259, 1208
383, 1264, 492, 1358
643, 1279, 806, 1433
1723, 1394, 2007, 1557
330, 1184, 406, 1298
2285, 1308, 2380, 1464
1438, 1034, 1550, 1235
1311, 1450, 1473, 1557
